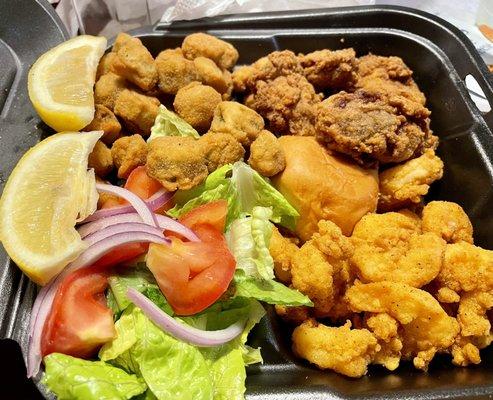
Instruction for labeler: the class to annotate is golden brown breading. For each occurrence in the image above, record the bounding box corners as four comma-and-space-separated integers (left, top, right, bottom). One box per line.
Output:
154, 49, 199, 95
246, 74, 322, 137
83, 104, 121, 145
88, 140, 113, 177
209, 101, 265, 146
437, 287, 461, 303
457, 291, 493, 338
351, 212, 445, 288
111, 33, 158, 91
96, 52, 119, 80
248, 130, 286, 177
451, 338, 483, 367
94, 73, 128, 111
437, 242, 493, 293
113, 89, 160, 136
292, 319, 379, 378
299, 48, 357, 89
357, 54, 413, 81
316, 90, 436, 166
182, 33, 239, 70
111, 134, 148, 179
346, 281, 460, 370
173, 82, 222, 132
232, 50, 303, 92
378, 150, 444, 211
146, 136, 208, 191
199, 131, 245, 173
291, 220, 354, 318
269, 226, 299, 284
193, 57, 232, 96
422, 201, 474, 244
275, 304, 311, 325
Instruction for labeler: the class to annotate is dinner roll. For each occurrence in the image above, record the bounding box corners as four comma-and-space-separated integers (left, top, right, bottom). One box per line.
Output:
272, 136, 378, 241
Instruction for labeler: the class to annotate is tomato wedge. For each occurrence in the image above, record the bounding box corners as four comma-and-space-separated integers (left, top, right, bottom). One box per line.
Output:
41, 266, 115, 359
179, 200, 228, 232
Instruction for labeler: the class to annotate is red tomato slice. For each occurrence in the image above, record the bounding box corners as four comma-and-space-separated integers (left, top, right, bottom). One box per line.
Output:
124, 166, 162, 200
41, 266, 115, 359
147, 224, 236, 316
179, 200, 228, 232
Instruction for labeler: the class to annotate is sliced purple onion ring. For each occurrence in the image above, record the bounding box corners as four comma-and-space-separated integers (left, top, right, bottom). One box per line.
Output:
78, 213, 199, 242
83, 222, 164, 246
27, 231, 168, 378
83, 185, 172, 225
127, 288, 244, 347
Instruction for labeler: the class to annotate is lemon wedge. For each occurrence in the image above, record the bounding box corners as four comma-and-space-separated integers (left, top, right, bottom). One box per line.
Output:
28, 35, 107, 132
0, 131, 103, 285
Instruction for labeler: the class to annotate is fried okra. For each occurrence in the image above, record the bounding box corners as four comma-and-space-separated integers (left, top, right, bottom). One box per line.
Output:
88, 141, 113, 177
155, 48, 199, 95
193, 56, 232, 96
182, 33, 239, 70
146, 136, 208, 191
113, 89, 160, 135
111, 134, 148, 179
199, 131, 245, 173
209, 101, 265, 146
94, 73, 128, 111
83, 104, 121, 145
248, 130, 286, 177
173, 82, 222, 132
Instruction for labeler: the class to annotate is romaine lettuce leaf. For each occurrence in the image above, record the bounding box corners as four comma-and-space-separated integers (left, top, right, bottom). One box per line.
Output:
227, 207, 274, 280
148, 105, 199, 142
42, 353, 146, 400
234, 271, 313, 307
100, 306, 214, 400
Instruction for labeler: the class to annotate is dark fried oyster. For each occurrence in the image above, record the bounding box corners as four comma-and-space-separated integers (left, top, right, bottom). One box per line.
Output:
83, 104, 121, 145
315, 90, 436, 166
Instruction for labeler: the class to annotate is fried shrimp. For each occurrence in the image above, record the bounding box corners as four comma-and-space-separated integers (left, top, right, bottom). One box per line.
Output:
351, 212, 446, 288
269, 226, 299, 284
422, 201, 474, 244
346, 281, 460, 370
378, 150, 444, 212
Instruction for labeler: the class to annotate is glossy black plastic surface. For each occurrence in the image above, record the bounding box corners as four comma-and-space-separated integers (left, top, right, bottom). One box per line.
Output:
1, 4, 492, 399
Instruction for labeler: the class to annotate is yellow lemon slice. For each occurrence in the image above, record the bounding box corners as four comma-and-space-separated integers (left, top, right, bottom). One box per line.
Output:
28, 35, 107, 132
0, 131, 103, 285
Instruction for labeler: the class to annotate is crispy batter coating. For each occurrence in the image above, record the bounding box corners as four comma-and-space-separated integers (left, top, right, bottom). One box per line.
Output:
248, 130, 286, 177
209, 101, 265, 146
173, 82, 222, 132
451, 338, 483, 367
315, 90, 436, 166
94, 73, 128, 111
292, 319, 379, 378
113, 89, 160, 136
457, 291, 493, 338
111, 134, 148, 179
378, 150, 444, 211
146, 136, 208, 191
357, 54, 413, 81
83, 104, 121, 145
270, 226, 299, 284
96, 52, 118, 80
351, 212, 445, 288
299, 48, 357, 89
291, 220, 354, 318
182, 33, 239, 70
111, 33, 158, 91
275, 305, 311, 325
246, 74, 322, 137
88, 140, 113, 177
438, 242, 493, 293
422, 201, 474, 244
346, 281, 460, 370
437, 287, 461, 303
232, 50, 303, 92
199, 131, 245, 173
193, 57, 232, 96
155, 49, 199, 95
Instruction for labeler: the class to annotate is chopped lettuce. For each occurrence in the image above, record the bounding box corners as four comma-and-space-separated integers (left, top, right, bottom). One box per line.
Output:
234, 271, 313, 306
148, 105, 199, 142
42, 353, 146, 400
227, 207, 274, 280
169, 162, 298, 229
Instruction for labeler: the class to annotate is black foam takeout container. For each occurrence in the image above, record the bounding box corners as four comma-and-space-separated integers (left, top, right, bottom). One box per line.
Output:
1, 2, 493, 399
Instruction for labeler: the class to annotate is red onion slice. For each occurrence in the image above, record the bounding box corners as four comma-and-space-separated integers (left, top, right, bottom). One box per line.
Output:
83, 222, 164, 246
78, 213, 199, 242
127, 288, 244, 347
83, 186, 172, 225
27, 232, 168, 378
